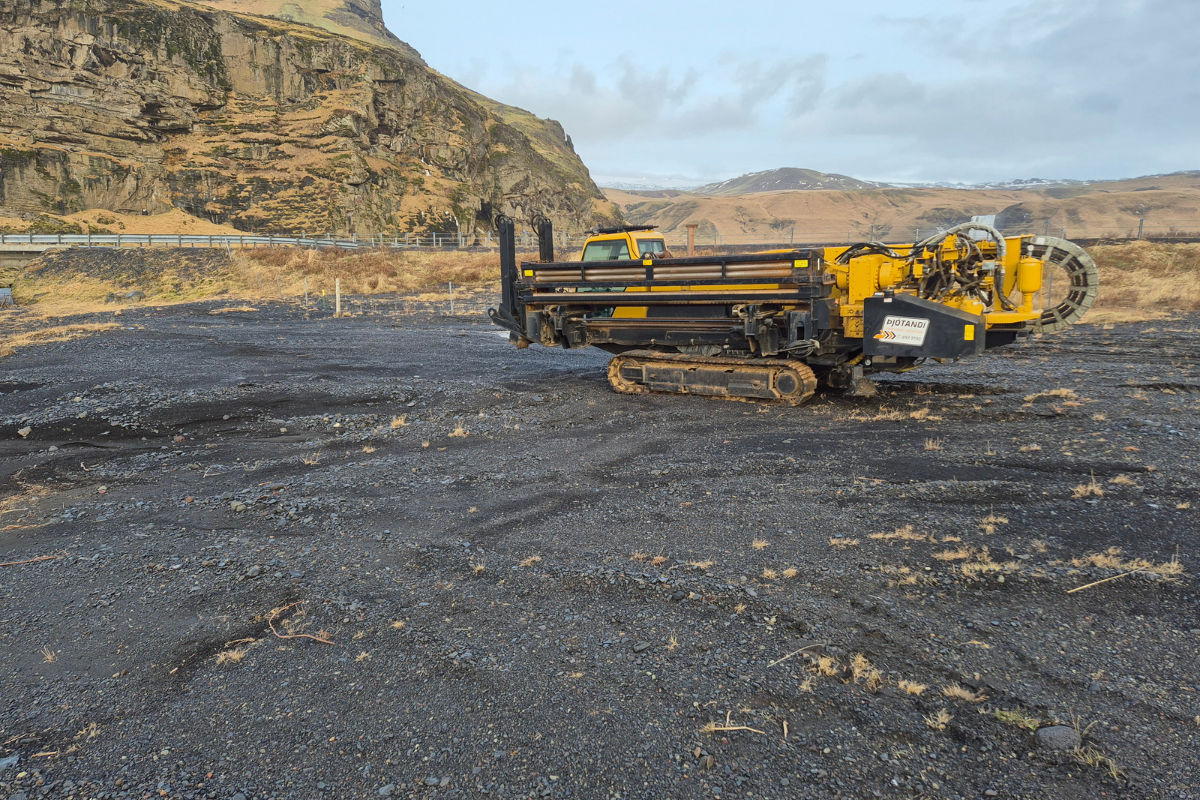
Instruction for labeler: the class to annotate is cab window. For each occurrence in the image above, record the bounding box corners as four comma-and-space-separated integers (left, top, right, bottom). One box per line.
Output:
582, 240, 630, 261
636, 238, 666, 256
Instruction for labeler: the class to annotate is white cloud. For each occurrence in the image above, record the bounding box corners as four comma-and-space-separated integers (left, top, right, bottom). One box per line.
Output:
393, 0, 1198, 183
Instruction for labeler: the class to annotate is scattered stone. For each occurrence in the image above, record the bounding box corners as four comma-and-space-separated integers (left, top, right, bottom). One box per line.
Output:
632, 641, 650, 653
0, 754, 18, 772
424, 776, 440, 786
17, 426, 31, 438
1035, 725, 1081, 751
378, 784, 396, 797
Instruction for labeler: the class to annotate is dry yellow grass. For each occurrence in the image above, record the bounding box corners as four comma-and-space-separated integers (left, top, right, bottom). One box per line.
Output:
761, 568, 779, 580
390, 415, 408, 428
520, 555, 542, 567
1072, 745, 1124, 780
630, 551, 648, 562
941, 683, 987, 702
898, 679, 927, 696
1087, 241, 1200, 320
0, 322, 119, 357
979, 513, 1009, 535
994, 708, 1041, 731
869, 525, 931, 543
880, 565, 920, 586
1025, 388, 1078, 403
39, 645, 57, 663
1065, 547, 1185, 576
750, 538, 769, 550
828, 537, 859, 549
448, 425, 469, 438
14, 246, 500, 314
1108, 473, 1138, 486
651, 555, 669, 566
1072, 476, 1105, 498
781, 567, 799, 579
925, 709, 953, 731
848, 654, 884, 693
215, 648, 247, 665
933, 547, 974, 562
809, 655, 841, 677
924, 437, 944, 451
687, 560, 714, 570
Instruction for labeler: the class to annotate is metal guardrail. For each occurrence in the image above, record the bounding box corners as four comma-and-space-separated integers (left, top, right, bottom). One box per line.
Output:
0, 233, 386, 249
2, 227, 1197, 252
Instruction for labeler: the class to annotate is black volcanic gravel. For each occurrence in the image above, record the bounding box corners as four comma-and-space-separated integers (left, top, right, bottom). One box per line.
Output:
1, 299, 1198, 800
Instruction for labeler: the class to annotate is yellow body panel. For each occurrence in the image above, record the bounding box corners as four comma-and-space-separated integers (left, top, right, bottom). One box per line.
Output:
578, 231, 1047, 337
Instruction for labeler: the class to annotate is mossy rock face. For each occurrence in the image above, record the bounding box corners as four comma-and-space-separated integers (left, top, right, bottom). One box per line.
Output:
0, 0, 622, 235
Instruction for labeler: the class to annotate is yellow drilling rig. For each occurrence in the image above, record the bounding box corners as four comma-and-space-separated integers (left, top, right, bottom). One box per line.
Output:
489, 217, 1098, 405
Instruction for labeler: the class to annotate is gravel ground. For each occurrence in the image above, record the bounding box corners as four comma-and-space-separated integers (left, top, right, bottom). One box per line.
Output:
1, 297, 1198, 800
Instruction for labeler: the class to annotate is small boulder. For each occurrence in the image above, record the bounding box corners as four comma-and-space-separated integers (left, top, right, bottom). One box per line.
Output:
1035, 725, 1081, 751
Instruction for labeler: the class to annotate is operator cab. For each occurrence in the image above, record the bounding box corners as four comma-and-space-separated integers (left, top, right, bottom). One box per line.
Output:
580, 225, 667, 261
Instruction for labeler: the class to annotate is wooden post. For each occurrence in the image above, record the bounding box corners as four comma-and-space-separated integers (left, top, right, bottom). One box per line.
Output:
686, 224, 697, 257
1138, 218, 1144, 240
304, 277, 309, 307
449, 281, 454, 315
335, 278, 341, 317
277, 273, 282, 300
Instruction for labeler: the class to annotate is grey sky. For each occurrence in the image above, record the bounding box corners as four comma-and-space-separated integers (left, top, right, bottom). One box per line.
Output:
380, 0, 1198, 185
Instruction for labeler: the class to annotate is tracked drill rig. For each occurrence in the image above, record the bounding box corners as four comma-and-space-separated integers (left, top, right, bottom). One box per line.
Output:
488, 217, 1098, 405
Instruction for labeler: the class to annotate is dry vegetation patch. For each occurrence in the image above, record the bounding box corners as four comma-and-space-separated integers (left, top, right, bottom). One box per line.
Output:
15, 246, 500, 313
1087, 241, 1200, 322
0, 322, 119, 357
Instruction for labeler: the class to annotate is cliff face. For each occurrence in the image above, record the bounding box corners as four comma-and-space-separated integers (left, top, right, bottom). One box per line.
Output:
0, 0, 619, 234
195, 0, 423, 59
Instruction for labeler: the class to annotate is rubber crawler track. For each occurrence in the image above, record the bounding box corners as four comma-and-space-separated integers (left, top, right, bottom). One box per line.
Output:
608, 350, 818, 406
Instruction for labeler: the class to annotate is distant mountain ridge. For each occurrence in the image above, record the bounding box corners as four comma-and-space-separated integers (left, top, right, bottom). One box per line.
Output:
604, 168, 1200, 195
694, 168, 886, 195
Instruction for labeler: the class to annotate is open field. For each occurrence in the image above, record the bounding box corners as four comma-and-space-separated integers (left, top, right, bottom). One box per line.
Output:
604, 172, 1200, 243
1, 298, 1198, 799
8, 241, 1200, 328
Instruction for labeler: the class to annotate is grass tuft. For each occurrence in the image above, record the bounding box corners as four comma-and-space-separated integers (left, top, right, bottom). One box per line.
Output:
925, 709, 953, 731
941, 683, 987, 703
993, 708, 1040, 731
215, 648, 246, 666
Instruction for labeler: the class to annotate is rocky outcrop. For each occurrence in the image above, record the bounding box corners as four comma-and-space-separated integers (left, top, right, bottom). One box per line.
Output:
0, 0, 620, 234
197, 0, 422, 58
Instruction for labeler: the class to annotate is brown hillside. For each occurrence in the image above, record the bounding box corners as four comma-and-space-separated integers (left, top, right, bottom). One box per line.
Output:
605, 184, 1200, 243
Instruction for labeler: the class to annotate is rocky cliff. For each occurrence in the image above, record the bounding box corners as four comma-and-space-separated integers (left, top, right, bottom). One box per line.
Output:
0, 0, 619, 234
